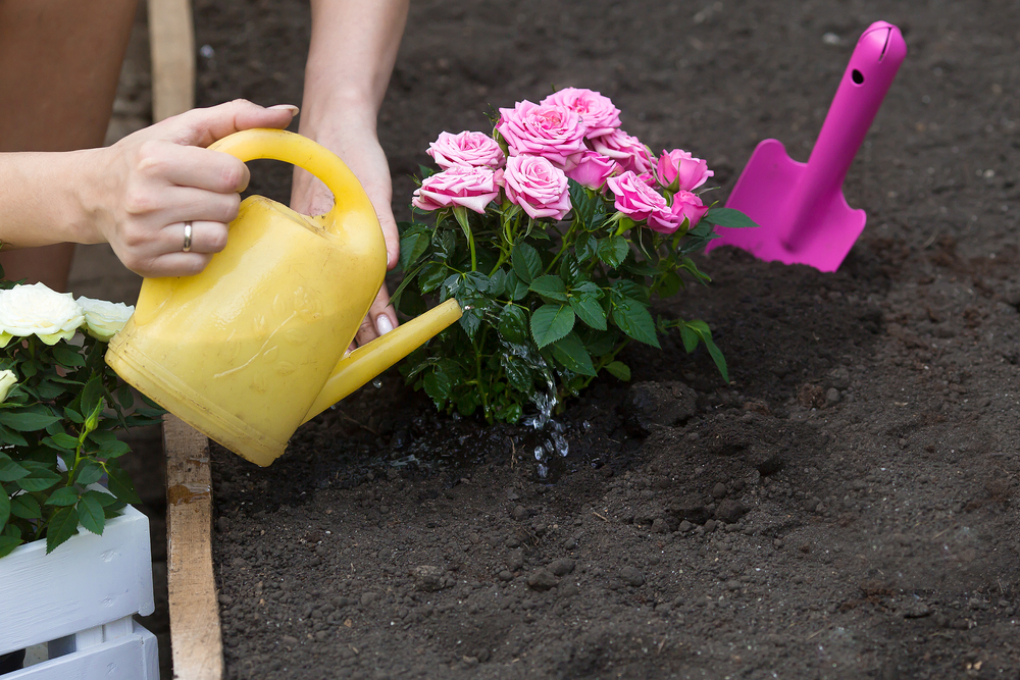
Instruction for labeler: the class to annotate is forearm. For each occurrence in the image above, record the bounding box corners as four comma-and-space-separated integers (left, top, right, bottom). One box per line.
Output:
301, 0, 409, 133
0, 151, 98, 249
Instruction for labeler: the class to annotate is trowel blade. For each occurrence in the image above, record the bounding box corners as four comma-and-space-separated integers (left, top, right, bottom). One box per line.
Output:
707, 139, 866, 272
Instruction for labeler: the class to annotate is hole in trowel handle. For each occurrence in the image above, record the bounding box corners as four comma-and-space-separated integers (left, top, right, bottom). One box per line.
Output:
851, 69, 865, 85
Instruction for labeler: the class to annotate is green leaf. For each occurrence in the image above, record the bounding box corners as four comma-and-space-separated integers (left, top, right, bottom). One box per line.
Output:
686, 320, 729, 383
550, 333, 597, 377
0, 424, 29, 448
80, 375, 104, 423
45, 486, 80, 506
512, 243, 542, 284
0, 535, 23, 559
488, 269, 507, 297
500, 354, 534, 394
530, 304, 576, 348
419, 263, 448, 293
63, 407, 84, 424
423, 369, 452, 410
558, 254, 584, 286
0, 486, 8, 533
44, 432, 80, 452
679, 324, 700, 353
51, 343, 87, 367
91, 489, 121, 507
605, 361, 632, 381
703, 207, 758, 229
75, 461, 105, 486
498, 305, 529, 344
597, 235, 629, 268
583, 328, 620, 357
105, 464, 141, 505
46, 506, 80, 554
574, 232, 597, 263
10, 493, 41, 519
612, 299, 661, 348
611, 279, 649, 304
529, 275, 568, 302
457, 304, 484, 339
434, 230, 457, 260
505, 271, 529, 301
98, 439, 131, 459
16, 467, 62, 493
116, 384, 135, 411
569, 295, 607, 331
439, 273, 461, 302
399, 227, 431, 270
463, 271, 491, 294
0, 454, 30, 482
0, 411, 62, 432
658, 270, 683, 298
77, 493, 106, 535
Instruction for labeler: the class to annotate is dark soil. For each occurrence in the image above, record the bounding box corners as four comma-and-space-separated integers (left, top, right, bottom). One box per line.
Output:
197, 1, 1020, 678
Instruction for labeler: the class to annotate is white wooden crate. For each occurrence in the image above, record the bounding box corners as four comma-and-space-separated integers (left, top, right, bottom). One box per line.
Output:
0, 504, 157, 679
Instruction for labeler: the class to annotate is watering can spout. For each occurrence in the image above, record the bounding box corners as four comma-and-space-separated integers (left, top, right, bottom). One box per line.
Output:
301, 298, 462, 424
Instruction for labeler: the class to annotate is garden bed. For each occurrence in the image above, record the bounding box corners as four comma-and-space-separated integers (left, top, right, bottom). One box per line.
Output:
196, 0, 1019, 677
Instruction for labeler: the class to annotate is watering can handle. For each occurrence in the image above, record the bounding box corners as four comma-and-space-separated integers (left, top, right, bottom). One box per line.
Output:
207, 128, 375, 234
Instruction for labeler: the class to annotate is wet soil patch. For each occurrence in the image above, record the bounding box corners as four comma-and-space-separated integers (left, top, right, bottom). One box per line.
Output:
200, 0, 1020, 677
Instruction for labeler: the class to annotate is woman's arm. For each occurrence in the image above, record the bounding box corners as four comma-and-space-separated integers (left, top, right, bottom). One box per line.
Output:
292, 0, 410, 343
0, 100, 297, 278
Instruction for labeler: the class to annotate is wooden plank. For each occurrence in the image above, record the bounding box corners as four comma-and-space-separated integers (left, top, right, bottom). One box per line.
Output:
164, 414, 223, 680
0, 506, 154, 656
147, 0, 195, 121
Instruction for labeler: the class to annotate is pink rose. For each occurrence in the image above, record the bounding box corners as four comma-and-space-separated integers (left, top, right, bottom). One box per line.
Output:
495, 100, 587, 168
590, 129, 654, 175
504, 155, 571, 221
656, 149, 713, 192
540, 88, 621, 138
412, 165, 504, 214
564, 150, 616, 190
669, 190, 709, 229
427, 131, 505, 170
606, 171, 669, 222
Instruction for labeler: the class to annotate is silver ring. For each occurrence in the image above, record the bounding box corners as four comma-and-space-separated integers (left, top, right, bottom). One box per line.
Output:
182, 221, 193, 252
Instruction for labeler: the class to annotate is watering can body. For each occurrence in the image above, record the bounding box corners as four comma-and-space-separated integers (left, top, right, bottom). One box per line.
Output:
106, 129, 461, 466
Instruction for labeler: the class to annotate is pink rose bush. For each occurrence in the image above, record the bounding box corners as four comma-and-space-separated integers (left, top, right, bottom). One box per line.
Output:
504, 155, 571, 220
540, 88, 621, 138
427, 131, 505, 169
496, 100, 587, 167
656, 149, 714, 192
399, 87, 751, 424
411, 164, 503, 214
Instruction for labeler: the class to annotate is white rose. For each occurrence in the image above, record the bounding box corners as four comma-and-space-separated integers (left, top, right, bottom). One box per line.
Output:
0, 283, 84, 347
77, 296, 135, 342
0, 369, 16, 403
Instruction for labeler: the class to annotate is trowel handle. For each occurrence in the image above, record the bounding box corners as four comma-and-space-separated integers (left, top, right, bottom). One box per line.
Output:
805, 21, 907, 195
208, 128, 375, 235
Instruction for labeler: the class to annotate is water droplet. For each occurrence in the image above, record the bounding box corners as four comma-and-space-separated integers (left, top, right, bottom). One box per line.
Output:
372, 378, 383, 389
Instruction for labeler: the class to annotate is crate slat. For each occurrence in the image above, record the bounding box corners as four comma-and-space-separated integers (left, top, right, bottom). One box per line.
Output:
0, 505, 154, 656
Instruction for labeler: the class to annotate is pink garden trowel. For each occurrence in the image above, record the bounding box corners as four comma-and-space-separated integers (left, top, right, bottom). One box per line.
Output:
708, 21, 907, 271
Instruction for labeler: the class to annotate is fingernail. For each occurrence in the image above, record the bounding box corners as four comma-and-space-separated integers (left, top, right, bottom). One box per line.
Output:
376, 315, 393, 336
269, 104, 300, 115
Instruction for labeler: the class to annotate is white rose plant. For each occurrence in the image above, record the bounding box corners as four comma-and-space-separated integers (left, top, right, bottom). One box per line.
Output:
0, 273, 163, 557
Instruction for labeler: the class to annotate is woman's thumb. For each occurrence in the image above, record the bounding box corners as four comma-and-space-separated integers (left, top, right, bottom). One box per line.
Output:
166, 100, 299, 148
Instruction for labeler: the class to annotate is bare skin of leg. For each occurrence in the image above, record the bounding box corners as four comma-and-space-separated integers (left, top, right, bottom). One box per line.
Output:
0, 0, 138, 291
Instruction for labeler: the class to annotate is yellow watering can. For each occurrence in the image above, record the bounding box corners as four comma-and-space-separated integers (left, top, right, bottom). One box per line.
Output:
106, 128, 461, 467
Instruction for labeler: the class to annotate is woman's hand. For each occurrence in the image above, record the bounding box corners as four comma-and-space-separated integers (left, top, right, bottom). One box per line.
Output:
290, 115, 399, 345
82, 100, 298, 277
